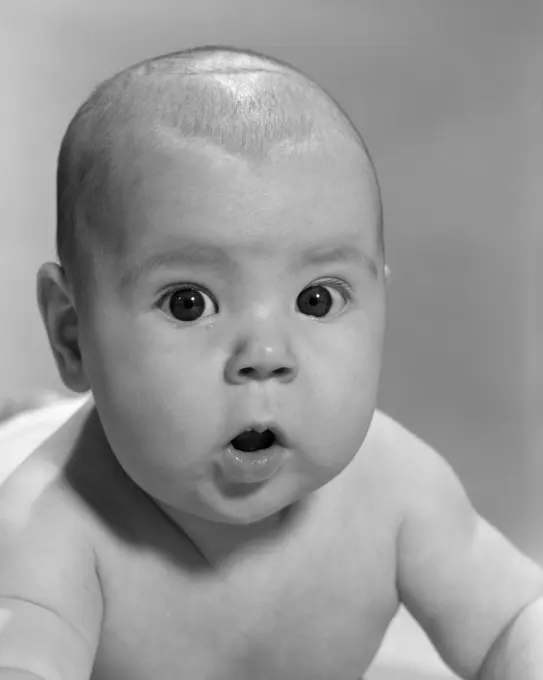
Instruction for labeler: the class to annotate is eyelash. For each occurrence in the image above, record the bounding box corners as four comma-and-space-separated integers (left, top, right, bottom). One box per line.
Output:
319, 277, 355, 301
157, 277, 355, 318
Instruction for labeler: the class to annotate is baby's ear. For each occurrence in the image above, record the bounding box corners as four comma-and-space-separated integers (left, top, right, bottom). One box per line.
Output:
384, 264, 391, 285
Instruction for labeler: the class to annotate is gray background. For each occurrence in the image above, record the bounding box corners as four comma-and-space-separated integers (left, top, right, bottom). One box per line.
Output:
1, 1, 541, 562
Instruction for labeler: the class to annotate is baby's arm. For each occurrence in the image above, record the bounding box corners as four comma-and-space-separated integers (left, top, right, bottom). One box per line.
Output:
0, 598, 97, 680
0, 476, 103, 680
394, 430, 543, 679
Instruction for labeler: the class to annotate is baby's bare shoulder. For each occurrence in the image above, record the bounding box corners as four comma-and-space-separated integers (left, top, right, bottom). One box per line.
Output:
362, 409, 454, 511
368, 409, 439, 461
0, 452, 100, 588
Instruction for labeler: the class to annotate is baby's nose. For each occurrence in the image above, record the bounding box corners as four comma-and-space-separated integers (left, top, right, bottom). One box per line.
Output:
225, 345, 298, 384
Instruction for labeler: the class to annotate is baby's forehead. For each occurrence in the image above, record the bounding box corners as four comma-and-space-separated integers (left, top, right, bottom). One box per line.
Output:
110, 142, 380, 291
122, 130, 376, 227
106, 124, 381, 277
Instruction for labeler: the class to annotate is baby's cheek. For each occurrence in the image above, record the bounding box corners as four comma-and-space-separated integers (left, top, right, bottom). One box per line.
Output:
320, 331, 381, 426
331, 320, 378, 380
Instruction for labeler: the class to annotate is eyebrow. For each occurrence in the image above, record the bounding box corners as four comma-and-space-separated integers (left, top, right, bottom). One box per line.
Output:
118, 240, 378, 290
300, 244, 378, 277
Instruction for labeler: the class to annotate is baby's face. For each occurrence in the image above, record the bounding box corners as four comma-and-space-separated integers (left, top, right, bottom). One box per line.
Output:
79, 131, 385, 525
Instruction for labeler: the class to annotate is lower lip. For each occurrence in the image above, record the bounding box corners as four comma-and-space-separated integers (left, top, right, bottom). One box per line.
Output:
220, 443, 286, 484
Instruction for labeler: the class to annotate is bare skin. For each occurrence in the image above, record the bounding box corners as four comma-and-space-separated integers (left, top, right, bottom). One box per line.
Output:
1, 106, 542, 680
0, 398, 401, 680
1, 395, 542, 680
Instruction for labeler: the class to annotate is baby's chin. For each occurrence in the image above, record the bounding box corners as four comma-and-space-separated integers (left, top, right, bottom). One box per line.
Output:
149, 460, 324, 529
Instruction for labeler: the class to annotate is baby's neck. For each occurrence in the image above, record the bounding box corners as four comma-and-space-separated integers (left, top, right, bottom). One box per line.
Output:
156, 500, 306, 569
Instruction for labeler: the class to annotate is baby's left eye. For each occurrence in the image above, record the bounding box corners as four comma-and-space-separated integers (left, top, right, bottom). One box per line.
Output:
296, 281, 352, 318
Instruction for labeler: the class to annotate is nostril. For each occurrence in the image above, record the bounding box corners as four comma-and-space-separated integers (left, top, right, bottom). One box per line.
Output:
273, 367, 291, 377
239, 367, 256, 377
238, 366, 291, 379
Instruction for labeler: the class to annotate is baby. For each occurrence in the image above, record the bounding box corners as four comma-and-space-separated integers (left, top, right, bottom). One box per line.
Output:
1, 45, 542, 680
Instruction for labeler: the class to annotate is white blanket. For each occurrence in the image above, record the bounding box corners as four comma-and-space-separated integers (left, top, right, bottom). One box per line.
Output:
0, 393, 90, 484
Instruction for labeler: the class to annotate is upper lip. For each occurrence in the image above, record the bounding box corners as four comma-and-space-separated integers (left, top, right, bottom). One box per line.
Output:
227, 421, 288, 447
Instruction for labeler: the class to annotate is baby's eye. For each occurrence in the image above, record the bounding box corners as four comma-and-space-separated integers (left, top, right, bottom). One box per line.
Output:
160, 286, 218, 323
296, 280, 352, 318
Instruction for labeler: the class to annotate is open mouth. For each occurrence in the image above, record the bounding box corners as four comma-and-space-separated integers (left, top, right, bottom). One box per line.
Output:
230, 428, 277, 453
221, 425, 287, 484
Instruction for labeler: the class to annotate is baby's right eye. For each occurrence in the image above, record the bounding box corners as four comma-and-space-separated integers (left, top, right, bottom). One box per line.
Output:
159, 286, 218, 323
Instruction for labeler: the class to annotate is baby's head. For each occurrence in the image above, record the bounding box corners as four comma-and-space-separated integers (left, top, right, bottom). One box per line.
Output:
38, 46, 387, 526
